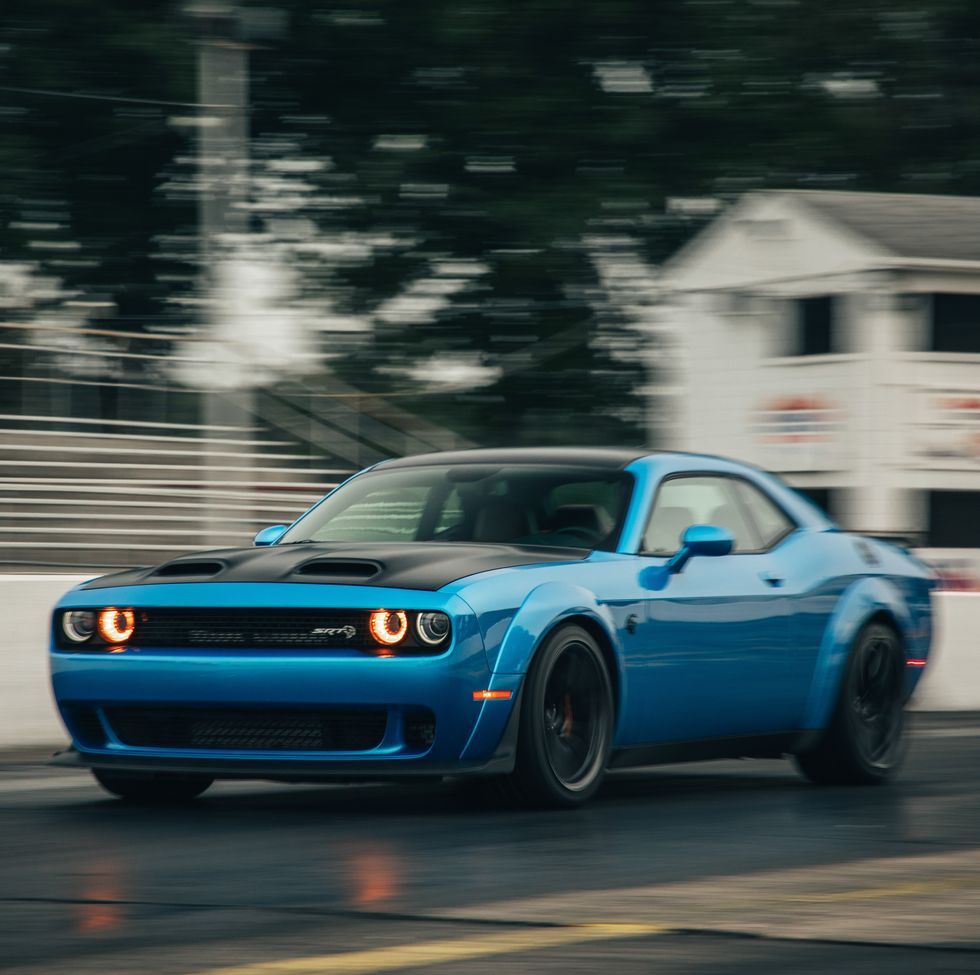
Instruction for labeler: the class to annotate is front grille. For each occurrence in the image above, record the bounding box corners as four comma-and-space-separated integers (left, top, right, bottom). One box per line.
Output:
131, 609, 366, 649
104, 707, 388, 751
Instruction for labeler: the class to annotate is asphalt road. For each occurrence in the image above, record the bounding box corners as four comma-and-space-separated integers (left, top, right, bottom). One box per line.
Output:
2, 717, 980, 975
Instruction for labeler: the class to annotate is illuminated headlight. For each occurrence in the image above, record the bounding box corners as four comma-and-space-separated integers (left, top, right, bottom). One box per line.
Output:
61, 610, 96, 643
416, 611, 451, 646
369, 609, 408, 646
97, 607, 136, 644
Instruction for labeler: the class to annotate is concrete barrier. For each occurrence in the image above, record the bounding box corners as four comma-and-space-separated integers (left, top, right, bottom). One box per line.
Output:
2, 577, 977, 750
908, 593, 980, 712
4, 575, 88, 749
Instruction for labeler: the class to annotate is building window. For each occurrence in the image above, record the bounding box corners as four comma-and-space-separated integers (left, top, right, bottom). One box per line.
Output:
793, 487, 834, 519
928, 491, 980, 547
792, 296, 834, 356
931, 294, 980, 353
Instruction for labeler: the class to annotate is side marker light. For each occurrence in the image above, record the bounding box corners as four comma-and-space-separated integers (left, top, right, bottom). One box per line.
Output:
472, 690, 513, 701
906, 658, 927, 668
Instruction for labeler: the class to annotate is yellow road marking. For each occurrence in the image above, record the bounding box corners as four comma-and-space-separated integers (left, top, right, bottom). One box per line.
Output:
192, 923, 666, 975
783, 874, 980, 904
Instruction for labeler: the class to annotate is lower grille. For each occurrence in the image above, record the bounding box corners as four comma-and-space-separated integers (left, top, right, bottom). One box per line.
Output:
404, 710, 437, 751
65, 705, 107, 748
104, 707, 387, 752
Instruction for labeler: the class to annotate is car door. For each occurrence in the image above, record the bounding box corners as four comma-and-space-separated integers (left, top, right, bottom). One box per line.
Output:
621, 472, 804, 745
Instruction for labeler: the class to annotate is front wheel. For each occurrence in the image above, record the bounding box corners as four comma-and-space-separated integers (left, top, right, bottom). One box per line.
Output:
93, 769, 213, 802
794, 622, 907, 785
508, 624, 614, 807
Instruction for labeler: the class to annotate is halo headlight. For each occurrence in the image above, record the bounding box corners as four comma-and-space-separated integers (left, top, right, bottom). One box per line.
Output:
62, 610, 96, 643
97, 607, 135, 644
416, 611, 451, 646
368, 609, 408, 646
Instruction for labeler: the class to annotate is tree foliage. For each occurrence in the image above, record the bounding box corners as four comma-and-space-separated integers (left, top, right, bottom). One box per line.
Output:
4, 1, 980, 444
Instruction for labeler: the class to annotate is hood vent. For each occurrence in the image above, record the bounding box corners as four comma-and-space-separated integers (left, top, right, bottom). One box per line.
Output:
294, 559, 381, 582
151, 560, 226, 578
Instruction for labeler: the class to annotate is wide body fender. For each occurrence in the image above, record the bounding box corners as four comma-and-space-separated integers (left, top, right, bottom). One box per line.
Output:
490, 582, 623, 678
456, 580, 627, 761
801, 575, 914, 731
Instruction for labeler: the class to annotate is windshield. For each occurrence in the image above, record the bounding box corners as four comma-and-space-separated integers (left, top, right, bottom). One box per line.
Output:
280, 464, 634, 551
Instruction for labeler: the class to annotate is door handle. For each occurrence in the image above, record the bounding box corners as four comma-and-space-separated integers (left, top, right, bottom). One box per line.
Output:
760, 571, 784, 588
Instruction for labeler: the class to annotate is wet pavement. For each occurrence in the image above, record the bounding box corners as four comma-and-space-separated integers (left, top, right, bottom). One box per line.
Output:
2, 716, 979, 974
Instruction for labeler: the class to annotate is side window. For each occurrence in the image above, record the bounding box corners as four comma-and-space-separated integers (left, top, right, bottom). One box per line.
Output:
732, 480, 796, 548
643, 475, 762, 555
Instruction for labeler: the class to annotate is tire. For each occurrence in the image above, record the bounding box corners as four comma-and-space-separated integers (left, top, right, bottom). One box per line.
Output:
794, 622, 907, 785
92, 769, 213, 802
506, 624, 614, 808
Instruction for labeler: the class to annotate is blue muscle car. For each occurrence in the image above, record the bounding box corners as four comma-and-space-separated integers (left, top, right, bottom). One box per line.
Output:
50, 448, 934, 807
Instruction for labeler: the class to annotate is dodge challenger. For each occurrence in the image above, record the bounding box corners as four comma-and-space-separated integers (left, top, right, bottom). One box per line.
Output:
49, 448, 934, 806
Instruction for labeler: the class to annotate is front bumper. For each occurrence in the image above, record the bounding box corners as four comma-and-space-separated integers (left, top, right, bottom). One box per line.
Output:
50, 582, 523, 777
49, 722, 521, 780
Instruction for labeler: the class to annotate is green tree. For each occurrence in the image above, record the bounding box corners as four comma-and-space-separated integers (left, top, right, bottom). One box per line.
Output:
7, 0, 980, 445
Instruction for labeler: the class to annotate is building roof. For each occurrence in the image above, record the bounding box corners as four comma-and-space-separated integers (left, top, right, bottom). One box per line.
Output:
788, 190, 980, 263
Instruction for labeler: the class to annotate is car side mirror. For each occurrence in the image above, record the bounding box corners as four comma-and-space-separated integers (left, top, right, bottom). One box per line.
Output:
253, 524, 288, 547
667, 524, 734, 574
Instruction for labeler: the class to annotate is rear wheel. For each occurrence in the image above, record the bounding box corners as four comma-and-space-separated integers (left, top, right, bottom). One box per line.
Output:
794, 622, 907, 785
92, 769, 213, 802
507, 624, 614, 807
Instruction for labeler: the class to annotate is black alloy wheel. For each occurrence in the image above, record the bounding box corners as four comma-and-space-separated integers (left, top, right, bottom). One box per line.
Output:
795, 622, 907, 785
849, 627, 905, 769
509, 623, 614, 807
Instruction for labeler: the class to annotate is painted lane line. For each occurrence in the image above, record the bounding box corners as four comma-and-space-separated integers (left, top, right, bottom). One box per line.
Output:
190, 923, 666, 975
433, 847, 980, 947
781, 875, 980, 903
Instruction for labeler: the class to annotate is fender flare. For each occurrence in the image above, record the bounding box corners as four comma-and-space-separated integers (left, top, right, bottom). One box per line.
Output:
492, 582, 623, 675
459, 583, 626, 763
493, 582, 628, 728
801, 576, 912, 731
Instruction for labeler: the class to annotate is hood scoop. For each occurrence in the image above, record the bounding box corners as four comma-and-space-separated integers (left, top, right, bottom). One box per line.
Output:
80, 541, 587, 592
293, 559, 382, 582
151, 560, 226, 578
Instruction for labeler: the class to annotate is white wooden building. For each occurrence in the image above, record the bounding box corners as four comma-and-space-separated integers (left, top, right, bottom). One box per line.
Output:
661, 189, 980, 568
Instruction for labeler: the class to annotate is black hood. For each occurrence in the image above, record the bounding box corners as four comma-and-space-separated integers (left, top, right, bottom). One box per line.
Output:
79, 541, 588, 593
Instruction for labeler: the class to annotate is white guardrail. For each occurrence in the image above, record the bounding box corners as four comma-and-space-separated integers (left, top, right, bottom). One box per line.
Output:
1, 577, 978, 749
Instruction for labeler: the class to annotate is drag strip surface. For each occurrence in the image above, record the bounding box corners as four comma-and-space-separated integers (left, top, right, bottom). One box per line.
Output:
2, 717, 979, 974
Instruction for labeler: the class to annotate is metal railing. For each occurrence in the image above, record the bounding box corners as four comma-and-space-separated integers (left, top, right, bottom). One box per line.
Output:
0, 320, 473, 569
0, 415, 345, 569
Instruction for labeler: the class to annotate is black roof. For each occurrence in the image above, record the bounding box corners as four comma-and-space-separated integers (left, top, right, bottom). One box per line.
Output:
373, 446, 649, 471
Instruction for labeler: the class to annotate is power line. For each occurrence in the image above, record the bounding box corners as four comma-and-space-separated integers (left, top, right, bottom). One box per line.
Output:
0, 84, 235, 110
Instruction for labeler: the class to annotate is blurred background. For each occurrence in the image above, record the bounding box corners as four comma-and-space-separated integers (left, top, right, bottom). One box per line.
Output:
3, 0, 980, 571
6, 8, 980, 973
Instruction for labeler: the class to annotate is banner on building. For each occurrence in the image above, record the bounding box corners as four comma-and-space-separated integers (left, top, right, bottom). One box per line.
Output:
752, 395, 845, 471
914, 392, 980, 468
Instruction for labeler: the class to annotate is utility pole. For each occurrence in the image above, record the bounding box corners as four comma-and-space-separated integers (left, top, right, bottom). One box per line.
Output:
186, 1, 254, 549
